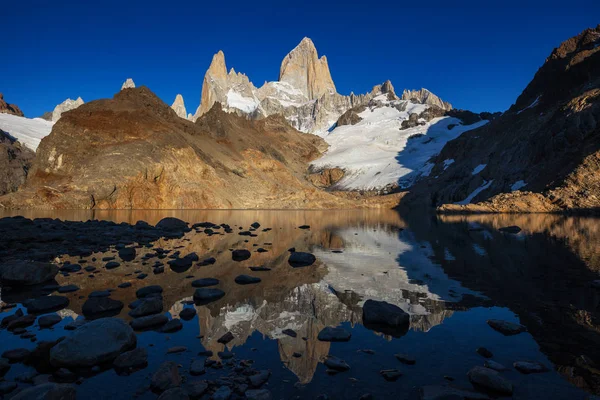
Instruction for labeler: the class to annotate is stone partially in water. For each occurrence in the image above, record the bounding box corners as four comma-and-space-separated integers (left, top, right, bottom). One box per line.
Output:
212, 386, 232, 400
158, 387, 189, 400
476, 347, 493, 358
57, 284, 79, 293
249, 370, 271, 388
484, 360, 507, 371
2, 348, 31, 362
394, 353, 416, 365
232, 249, 251, 261
38, 313, 62, 328
191, 278, 219, 288
317, 327, 351, 342
324, 356, 350, 371
218, 331, 234, 344
179, 308, 197, 321
362, 299, 409, 337
499, 226, 522, 234
513, 361, 548, 374
151, 361, 182, 392
487, 319, 527, 336
128, 296, 163, 317
50, 318, 136, 367
9, 383, 76, 400
288, 252, 316, 267
82, 297, 124, 319
193, 288, 225, 305
0, 260, 58, 286
234, 275, 261, 285
156, 217, 189, 233
136, 285, 163, 298
380, 369, 402, 381
113, 347, 148, 372
24, 296, 69, 314
118, 247, 136, 262
245, 389, 272, 400
130, 314, 169, 331
467, 366, 513, 395
160, 319, 183, 333
186, 380, 208, 398
419, 385, 490, 400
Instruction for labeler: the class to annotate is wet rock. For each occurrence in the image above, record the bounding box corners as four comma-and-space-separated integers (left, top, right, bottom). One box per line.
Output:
232, 249, 251, 261
105, 261, 121, 269
179, 308, 197, 321
160, 319, 183, 333
38, 313, 62, 328
57, 284, 79, 293
317, 327, 351, 342
50, 318, 136, 367
0, 359, 10, 376
190, 359, 206, 376
249, 266, 271, 272
158, 387, 189, 400
137, 285, 163, 298
484, 360, 507, 371
419, 385, 490, 400
2, 308, 23, 326
118, 282, 132, 288
282, 329, 297, 338
118, 247, 136, 261
113, 347, 148, 372
130, 314, 169, 330
191, 278, 219, 288
0, 381, 17, 395
513, 361, 548, 374
487, 319, 527, 336
7, 314, 36, 330
234, 275, 261, 285
156, 217, 189, 233
245, 389, 272, 400
288, 252, 316, 267
10, 383, 76, 400
212, 386, 232, 400
128, 296, 163, 317
193, 288, 225, 305
0, 260, 58, 286
395, 353, 416, 365
53, 368, 77, 383
476, 347, 493, 358
82, 297, 124, 319
167, 346, 187, 354
89, 290, 111, 298
363, 299, 410, 332
324, 356, 350, 371
218, 350, 234, 359
499, 226, 521, 234
249, 370, 271, 388
467, 366, 513, 395
151, 361, 182, 392
2, 348, 31, 362
185, 380, 208, 398
251, 222, 261, 229
380, 369, 402, 381
24, 296, 69, 314
60, 264, 82, 273
218, 331, 234, 344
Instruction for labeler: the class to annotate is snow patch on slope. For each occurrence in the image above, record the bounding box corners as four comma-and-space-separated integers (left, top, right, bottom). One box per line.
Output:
226, 90, 259, 113
510, 180, 527, 191
455, 180, 494, 205
0, 113, 54, 151
471, 164, 487, 175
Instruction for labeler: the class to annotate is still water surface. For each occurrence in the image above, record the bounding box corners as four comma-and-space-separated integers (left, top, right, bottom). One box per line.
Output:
0, 209, 599, 399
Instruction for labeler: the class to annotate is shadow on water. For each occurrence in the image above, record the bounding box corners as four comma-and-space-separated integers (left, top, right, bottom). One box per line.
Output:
0, 209, 599, 398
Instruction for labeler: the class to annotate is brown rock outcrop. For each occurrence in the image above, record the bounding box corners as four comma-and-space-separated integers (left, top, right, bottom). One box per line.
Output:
0, 129, 34, 195
0, 94, 24, 117
308, 168, 345, 188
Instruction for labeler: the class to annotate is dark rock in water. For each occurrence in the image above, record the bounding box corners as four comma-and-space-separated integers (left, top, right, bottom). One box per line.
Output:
193, 288, 225, 305
156, 217, 190, 233
179, 308, 197, 321
113, 347, 148, 372
484, 360, 507, 371
499, 226, 522, 234
251, 222, 261, 229
160, 319, 183, 333
151, 361, 182, 392
50, 318, 136, 367
84, 266, 96, 272
249, 266, 271, 272
38, 313, 62, 328
89, 290, 111, 298
212, 386, 232, 400
60, 264, 82, 273
130, 314, 169, 331
487, 319, 527, 335
128, 296, 163, 317
105, 261, 121, 270
419, 385, 490, 400
2, 347, 31, 362
324, 356, 350, 371
380, 369, 402, 381
137, 273, 148, 279
82, 297, 124, 319
9, 383, 76, 400
239, 231, 252, 236
362, 299, 409, 337
0, 260, 58, 286
7, 313, 36, 331
53, 368, 77, 383
158, 387, 189, 400
249, 370, 271, 388
288, 252, 316, 267
199, 257, 217, 266
2, 308, 24, 327
245, 389, 272, 400
467, 366, 513, 395
513, 361, 548, 374
218, 350, 234, 359
58, 284, 79, 293
476, 347, 493, 358
136, 285, 163, 298
186, 380, 208, 398
191, 278, 219, 288
317, 327, 351, 342
218, 331, 234, 344
282, 329, 297, 338
25, 296, 69, 314
118, 282, 132, 289
154, 266, 165, 274
298, 225, 310, 229
293, 352, 302, 358
234, 275, 261, 285
190, 359, 206, 376
118, 247, 136, 262
0, 358, 11, 376
232, 249, 251, 261
256, 248, 268, 253
395, 353, 416, 365
0, 381, 17, 395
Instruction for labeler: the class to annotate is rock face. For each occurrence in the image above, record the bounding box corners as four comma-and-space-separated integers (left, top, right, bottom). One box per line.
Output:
0, 260, 58, 285
121, 78, 136, 90
0, 129, 35, 195
0, 86, 397, 209
279, 37, 336, 100
401, 88, 452, 111
171, 94, 187, 119
402, 24, 600, 213
51, 97, 84, 122
0, 93, 24, 117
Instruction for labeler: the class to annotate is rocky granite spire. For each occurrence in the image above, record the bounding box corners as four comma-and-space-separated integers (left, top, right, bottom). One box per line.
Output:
401, 88, 452, 111
51, 97, 84, 122
0, 94, 25, 117
195, 51, 230, 117
121, 78, 136, 90
171, 94, 187, 119
279, 37, 336, 100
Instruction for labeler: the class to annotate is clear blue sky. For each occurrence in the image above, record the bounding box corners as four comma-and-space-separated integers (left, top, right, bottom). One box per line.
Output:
1, 0, 599, 117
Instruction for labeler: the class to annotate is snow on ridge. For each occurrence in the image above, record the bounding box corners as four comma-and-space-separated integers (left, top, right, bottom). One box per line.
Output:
455, 180, 494, 205
517, 96, 540, 114
443, 159, 455, 170
510, 180, 527, 191
0, 113, 54, 151
226, 89, 259, 113
471, 164, 487, 175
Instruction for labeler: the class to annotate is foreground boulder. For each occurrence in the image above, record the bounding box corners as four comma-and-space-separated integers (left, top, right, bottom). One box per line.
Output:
0, 260, 58, 285
156, 218, 189, 233
487, 319, 527, 336
362, 299, 410, 336
24, 296, 69, 314
317, 326, 351, 342
10, 383, 76, 400
288, 252, 316, 267
467, 366, 513, 395
50, 318, 137, 367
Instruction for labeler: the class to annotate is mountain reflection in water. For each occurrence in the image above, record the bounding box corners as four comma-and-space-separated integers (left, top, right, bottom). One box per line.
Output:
0, 209, 598, 399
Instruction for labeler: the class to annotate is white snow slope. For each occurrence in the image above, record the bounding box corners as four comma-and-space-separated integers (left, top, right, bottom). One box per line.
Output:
310, 96, 487, 191
0, 113, 53, 151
